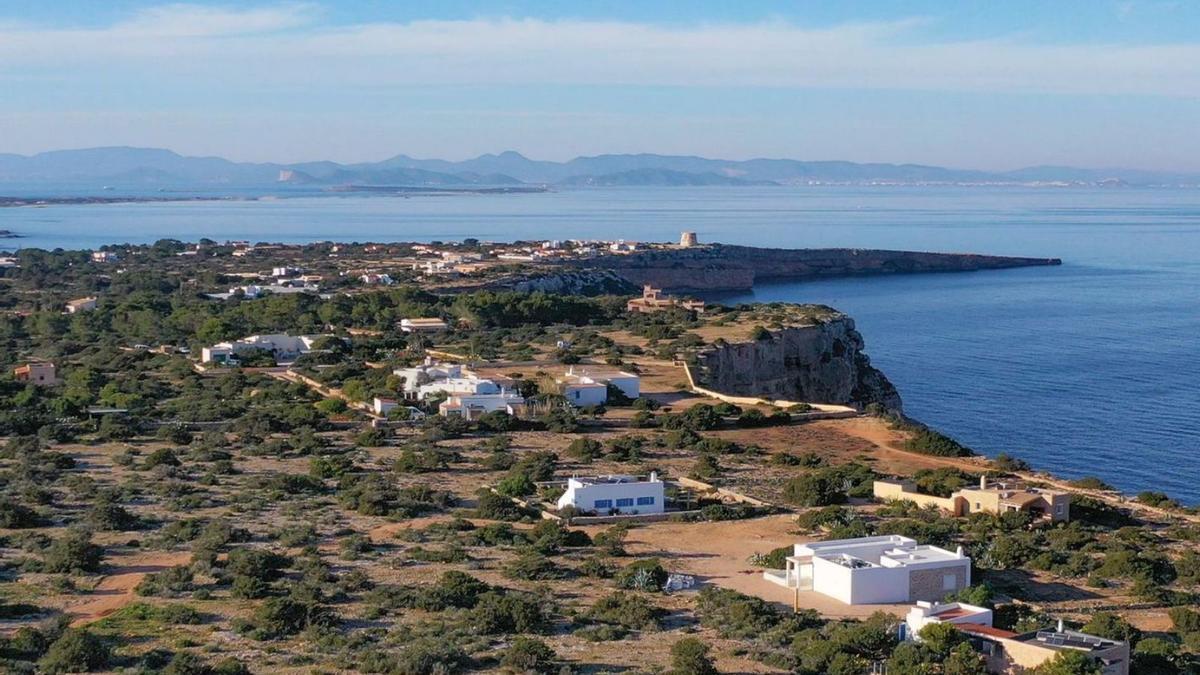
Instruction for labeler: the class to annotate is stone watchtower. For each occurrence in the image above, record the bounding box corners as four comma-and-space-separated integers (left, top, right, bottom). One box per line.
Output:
679, 231, 698, 247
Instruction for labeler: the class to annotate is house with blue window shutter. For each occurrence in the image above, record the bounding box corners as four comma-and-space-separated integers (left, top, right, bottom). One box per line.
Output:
556, 472, 665, 515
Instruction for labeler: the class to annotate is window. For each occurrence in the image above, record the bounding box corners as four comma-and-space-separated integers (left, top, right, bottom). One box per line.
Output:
942, 574, 958, 591
593, 499, 612, 509
615, 498, 634, 507
636, 496, 656, 505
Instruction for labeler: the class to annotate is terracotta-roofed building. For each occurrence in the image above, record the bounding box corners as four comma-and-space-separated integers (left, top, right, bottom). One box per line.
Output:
13, 362, 59, 386
626, 285, 705, 314
875, 475, 1071, 522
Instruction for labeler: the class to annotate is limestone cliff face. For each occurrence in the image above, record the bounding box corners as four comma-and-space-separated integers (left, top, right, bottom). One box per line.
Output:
692, 317, 903, 411
506, 270, 637, 295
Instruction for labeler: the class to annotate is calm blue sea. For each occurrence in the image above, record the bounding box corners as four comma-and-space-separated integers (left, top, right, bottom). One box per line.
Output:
2, 186, 1198, 503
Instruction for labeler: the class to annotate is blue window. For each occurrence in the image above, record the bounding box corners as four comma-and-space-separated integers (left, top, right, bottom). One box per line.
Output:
615, 498, 634, 507
593, 499, 612, 509
636, 496, 656, 506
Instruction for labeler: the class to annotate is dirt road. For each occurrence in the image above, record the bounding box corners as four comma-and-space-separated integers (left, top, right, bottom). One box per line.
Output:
67, 551, 192, 626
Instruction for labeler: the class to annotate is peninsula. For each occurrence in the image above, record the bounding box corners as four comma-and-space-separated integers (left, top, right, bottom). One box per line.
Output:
555, 243, 1062, 292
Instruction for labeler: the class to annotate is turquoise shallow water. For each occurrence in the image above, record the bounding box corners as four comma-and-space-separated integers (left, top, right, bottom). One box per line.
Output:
2, 185, 1198, 502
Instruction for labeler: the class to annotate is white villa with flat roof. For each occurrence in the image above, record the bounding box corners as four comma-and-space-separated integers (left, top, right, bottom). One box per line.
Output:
201, 334, 328, 365
556, 367, 640, 406
400, 318, 449, 333
418, 376, 501, 401
438, 389, 525, 420
393, 358, 465, 398
556, 473, 665, 515
65, 296, 98, 313
763, 535, 970, 605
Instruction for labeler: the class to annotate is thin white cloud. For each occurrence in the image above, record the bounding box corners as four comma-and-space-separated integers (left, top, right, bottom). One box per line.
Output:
0, 4, 1198, 96
117, 2, 316, 37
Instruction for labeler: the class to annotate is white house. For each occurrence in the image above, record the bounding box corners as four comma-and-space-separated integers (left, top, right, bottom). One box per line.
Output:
201, 334, 327, 364
373, 397, 399, 416
556, 367, 640, 406
763, 535, 971, 605
903, 601, 994, 641
360, 273, 394, 285
417, 376, 500, 401
438, 389, 525, 420
556, 473, 665, 515
393, 359, 465, 398
65, 296, 98, 314
400, 318, 449, 333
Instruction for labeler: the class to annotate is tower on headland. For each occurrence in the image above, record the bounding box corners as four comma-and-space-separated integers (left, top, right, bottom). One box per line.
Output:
679, 231, 698, 247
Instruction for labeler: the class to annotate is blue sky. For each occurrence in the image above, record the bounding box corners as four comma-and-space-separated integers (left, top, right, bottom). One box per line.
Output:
2, 1, 1199, 169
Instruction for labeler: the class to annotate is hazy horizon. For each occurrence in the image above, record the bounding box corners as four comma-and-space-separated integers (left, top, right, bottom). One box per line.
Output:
4, 1, 1200, 171
2, 144, 1196, 176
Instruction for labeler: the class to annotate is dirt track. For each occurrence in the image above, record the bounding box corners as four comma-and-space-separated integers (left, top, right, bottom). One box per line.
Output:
67, 552, 192, 626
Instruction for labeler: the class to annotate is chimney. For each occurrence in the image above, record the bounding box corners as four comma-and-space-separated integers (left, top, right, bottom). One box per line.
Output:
980, 475, 988, 490
955, 546, 964, 558
1057, 619, 1065, 632
649, 471, 659, 482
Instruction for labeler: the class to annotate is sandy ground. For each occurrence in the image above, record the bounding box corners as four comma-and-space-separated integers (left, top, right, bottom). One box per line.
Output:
579, 515, 910, 620
66, 551, 193, 626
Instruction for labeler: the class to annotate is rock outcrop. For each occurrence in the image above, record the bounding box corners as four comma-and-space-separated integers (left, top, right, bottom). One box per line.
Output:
692, 316, 902, 411
507, 269, 637, 295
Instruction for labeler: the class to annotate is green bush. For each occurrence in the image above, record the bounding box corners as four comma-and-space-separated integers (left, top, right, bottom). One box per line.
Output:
565, 437, 603, 461
237, 596, 337, 640
504, 553, 565, 581
669, 637, 718, 675
614, 558, 668, 591
500, 637, 557, 674
37, 629, 110, 674
87, 503, 142, 531
903, 427, 974, 457
0, 498, 41, 528
475, 490, 533, 521
588, 591, 664, 629
135, 565, 195, 597
782, 471, 845, 507
392, 638, 470, 675
42, 530, 104, 574
471, 591, 548, 634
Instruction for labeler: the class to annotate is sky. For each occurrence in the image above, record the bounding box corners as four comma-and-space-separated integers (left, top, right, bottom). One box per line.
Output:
2, 1, 1200, 170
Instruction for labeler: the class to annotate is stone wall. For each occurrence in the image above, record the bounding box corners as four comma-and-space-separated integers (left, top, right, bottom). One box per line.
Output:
908, 565, 968, 602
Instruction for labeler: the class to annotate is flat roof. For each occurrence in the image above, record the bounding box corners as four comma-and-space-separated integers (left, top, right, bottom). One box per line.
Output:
958, 623, 1018, 640
929, 605, 988, 621
1016, 629, 1124, 652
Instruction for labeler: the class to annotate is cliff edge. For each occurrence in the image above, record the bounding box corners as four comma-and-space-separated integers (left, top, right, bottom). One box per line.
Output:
692, 315, 902, 411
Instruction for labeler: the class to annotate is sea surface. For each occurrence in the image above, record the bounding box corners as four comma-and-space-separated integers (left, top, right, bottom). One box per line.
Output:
2, 186, 1198, 503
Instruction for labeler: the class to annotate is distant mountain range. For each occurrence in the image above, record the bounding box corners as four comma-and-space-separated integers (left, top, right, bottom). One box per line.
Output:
1, 146, 1197, 188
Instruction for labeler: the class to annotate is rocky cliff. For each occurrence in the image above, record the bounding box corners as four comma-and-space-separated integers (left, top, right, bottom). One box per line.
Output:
692, 316, 903, 411
565, 244, 1061, 292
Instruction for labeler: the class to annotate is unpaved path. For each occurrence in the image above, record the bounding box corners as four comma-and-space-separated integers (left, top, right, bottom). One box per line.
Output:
68, 552, 192, 626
